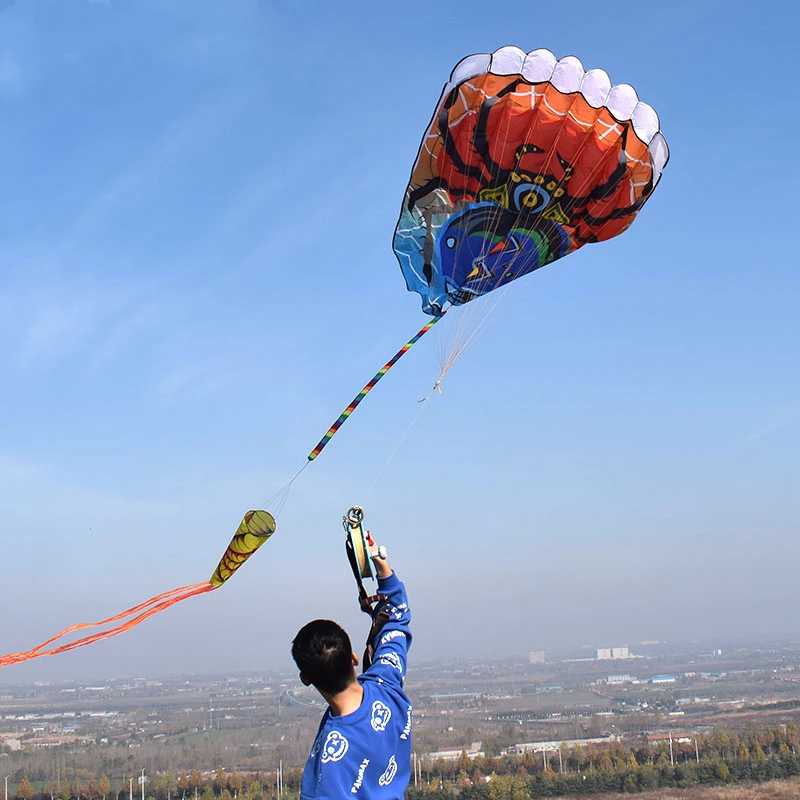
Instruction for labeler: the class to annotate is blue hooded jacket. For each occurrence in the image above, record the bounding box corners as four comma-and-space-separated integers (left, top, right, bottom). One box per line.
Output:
300, 572, 412, 799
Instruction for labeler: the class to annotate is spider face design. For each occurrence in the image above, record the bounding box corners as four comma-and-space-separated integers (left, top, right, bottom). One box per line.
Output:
393, 69, 649, 316
433, 200, 570, 308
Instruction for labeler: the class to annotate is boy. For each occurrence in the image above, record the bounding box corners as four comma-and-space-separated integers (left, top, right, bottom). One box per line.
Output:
292, 538, 412, 799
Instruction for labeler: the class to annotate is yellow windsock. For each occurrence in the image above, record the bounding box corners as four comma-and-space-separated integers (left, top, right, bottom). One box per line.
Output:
210, 509, 276, 587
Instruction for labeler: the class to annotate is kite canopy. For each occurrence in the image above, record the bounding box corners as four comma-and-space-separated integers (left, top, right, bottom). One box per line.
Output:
393, 46, 669, 316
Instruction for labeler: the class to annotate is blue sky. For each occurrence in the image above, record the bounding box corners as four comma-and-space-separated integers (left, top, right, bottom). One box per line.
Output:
1, 0, 799, 682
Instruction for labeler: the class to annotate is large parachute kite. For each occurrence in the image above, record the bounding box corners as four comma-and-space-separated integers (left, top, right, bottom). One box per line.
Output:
394, 46, 668, 316
310, 45, 668, 459
0, 47, 668, 670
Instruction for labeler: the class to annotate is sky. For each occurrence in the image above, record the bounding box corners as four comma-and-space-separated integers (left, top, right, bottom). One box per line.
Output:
1, 0, 799, 683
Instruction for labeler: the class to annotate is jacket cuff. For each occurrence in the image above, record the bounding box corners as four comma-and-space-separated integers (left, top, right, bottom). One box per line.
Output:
377, 571, 400, 591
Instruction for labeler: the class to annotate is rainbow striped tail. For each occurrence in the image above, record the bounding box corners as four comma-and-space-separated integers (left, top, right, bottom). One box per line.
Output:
308, 315, 443, 461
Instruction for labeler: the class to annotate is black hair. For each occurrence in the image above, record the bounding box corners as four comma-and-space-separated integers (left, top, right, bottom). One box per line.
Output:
291, 619, 356, 694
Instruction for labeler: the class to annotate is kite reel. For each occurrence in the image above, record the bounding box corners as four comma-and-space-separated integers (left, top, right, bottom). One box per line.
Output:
344, 506, 375, 616
344, 506, 374, 582
343, 505, 390, 670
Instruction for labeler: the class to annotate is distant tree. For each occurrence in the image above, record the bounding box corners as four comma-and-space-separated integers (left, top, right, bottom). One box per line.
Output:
737, 742, 750, 761
456, 750, 472, 775
520, 751, 536, 774
712, 728, 732, 759
16, 777, 34, 800
751, 741, 768, 764
568, 744, 584, 771
227, 774, 242, 800
676, 762, 699, 787
212, 770, 227, 795
786, 723, 799, 752
98, 776, 111, 800
621, 771, 638, 792
487, 774, 508, 800
188, 771, 203, 800
82, 778, 98, 800
482, 736, 502, 758
638, 763, 659, 790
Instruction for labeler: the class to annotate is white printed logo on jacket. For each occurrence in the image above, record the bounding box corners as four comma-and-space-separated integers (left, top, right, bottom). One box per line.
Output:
320, 731, 349, 763
370, 701, 392, 732
378, 755, 397, 787
378, 652, 403, 672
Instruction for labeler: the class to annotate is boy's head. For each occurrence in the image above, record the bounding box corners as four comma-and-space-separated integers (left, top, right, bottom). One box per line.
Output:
292, 619, 357, 694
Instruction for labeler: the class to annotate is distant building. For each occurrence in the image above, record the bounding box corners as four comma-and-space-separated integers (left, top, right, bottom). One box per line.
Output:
647, 732, 695, 745
509, 735, 619, 755
607, 674, 633, 684
529, 651, 545, 664
0, 735, 21, 751
597, 646, 630, 660
651, 675, 677, 684
427, 743, 484, 761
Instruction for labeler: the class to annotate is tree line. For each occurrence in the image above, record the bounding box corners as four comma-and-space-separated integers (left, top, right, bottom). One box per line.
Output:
407, 722, 800, 798
4, 723, 800, 800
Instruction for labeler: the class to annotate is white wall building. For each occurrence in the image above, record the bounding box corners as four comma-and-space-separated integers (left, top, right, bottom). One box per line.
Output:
597, 646, 630, 660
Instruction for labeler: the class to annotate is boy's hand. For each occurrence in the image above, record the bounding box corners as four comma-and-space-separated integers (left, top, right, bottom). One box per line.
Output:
366, 531, 392, 578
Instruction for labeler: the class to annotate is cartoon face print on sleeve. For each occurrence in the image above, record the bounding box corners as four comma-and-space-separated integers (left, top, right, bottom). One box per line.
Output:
378, 756, 398, 787
379, 652, 403, 672
320, 731, 349, 763
370, 701, 392, 732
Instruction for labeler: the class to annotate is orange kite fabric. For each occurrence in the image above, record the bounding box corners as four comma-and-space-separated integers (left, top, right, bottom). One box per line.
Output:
0, 510, 275, 670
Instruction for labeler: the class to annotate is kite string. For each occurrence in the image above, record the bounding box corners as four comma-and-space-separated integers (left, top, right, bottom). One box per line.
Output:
361, 393, 433, 504
253, 316, 449, 519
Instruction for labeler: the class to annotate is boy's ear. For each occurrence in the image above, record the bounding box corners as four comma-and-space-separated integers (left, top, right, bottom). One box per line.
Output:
352, 651, 359, 667
299, 672, 311, 687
